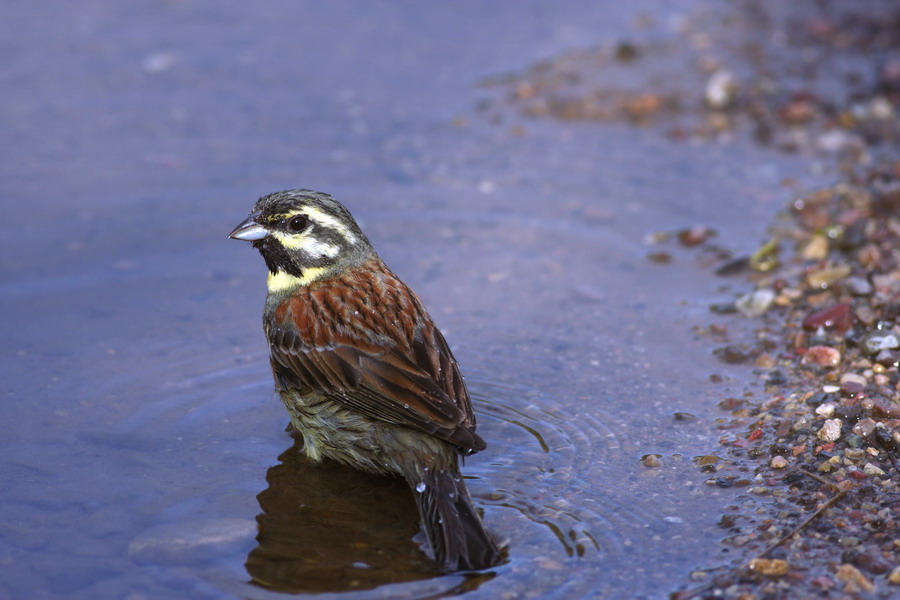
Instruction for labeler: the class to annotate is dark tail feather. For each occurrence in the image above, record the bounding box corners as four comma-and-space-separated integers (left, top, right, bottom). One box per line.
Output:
411, 465, 501, 572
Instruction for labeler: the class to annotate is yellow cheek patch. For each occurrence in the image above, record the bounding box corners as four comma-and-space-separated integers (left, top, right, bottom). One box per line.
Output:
267, 267, 328, 293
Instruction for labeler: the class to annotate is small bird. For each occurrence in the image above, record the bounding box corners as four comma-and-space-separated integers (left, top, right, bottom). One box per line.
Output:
229, 189, 501, 572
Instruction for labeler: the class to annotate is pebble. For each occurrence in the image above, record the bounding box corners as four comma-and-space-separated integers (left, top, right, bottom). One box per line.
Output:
801, 234, 828, 260
815, 403, 836, 417
861, 330, 900, 356
748, 558, 788, 576
874, 349, 900, 367
678, 225, 715, 246
889, 566, 900, 585
853, 548, 892, 575
770, 456, 788, 469
807, 265, 851, 289
845, 276, 873, 296
855, 303, 878, 326
714, 345, 750, 364
802, 346, 841, 367
818, 419, 843, 442
836, 563, 875, 593
862, 463, 885, 477
641, 454, 663, 468
735, 288, 776, 317
704, 69, 737, 109
840, 380, 864, 397
852, 418, 876, 437
802, 303, 852, 332
873, 399, 900, 418
840, 372, 867, 387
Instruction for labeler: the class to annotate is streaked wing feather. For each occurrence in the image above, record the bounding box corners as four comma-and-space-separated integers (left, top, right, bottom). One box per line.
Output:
268, 325, 482, 450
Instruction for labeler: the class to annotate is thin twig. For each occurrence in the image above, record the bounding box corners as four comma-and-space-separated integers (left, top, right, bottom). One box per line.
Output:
792, 467, 839, 490
675, 468, 848, 600
757, 487, 847, 558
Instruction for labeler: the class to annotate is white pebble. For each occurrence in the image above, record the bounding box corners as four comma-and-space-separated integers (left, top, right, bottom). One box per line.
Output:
815, 403, 836, 417
817, 418, 843, 442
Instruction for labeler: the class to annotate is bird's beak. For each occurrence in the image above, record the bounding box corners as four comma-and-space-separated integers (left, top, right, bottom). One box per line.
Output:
228, 213, 269, 241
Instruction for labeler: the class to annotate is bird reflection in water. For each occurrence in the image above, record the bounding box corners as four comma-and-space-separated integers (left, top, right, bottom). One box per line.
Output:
245, 436, 496, 593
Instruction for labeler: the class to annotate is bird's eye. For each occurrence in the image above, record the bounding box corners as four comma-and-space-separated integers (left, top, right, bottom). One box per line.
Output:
287, 214, 310, 233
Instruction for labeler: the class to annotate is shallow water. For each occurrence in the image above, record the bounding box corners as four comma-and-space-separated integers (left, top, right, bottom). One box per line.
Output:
1, 2, 832, 599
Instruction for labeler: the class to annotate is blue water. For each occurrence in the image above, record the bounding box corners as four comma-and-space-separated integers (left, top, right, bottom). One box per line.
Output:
0, 2, 831, 598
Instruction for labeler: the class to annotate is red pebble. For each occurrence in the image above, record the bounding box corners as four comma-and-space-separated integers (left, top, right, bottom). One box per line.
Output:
802, 303, 852, 333
748, 428, 763, 441
814, 442, 835, 454
849, 471, 868, 481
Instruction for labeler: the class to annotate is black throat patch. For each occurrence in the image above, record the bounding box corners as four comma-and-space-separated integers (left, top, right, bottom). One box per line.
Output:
253, 237, 304, 278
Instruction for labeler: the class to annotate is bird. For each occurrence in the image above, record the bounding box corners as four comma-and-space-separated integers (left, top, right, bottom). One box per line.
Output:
229, 189, 501, 572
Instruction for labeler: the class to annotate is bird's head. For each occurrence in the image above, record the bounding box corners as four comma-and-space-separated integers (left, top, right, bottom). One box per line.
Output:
229, 189, 375, 293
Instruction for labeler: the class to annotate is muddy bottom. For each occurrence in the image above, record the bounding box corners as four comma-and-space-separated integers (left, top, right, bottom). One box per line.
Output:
1, 1, 883, 599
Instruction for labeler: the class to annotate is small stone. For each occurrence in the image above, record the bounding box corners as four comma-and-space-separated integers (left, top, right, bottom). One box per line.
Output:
801, 234, 829, 260
770, 456, 788, 469
793, 416, 812, 432
840, 380, 864, 397
802, 346, 841, 367
736, 289, 776, 318
714, 345, 750, 364
863, 463, 885, 477
836, 563, 875, 593
852, 418, 876, 438
678, 225, 715, 247
840, 373, 867, 387
748, 558, 789, 576
705, 69, 737, 109
845, 434, 863, 449
818, 419, 843, 442
845, 276, 873, 296
855, 304, 878, 326
853, 549, 891, 575
873, 399, 900, 418
861, 330, 900, 356
888, 566, 900, 584
802, 303, 852, 333
807, 265, 851, 289
815, 403, 836, 417
642, 454, 663, 468
694, 455, 720, 466
834, 404, 862, 423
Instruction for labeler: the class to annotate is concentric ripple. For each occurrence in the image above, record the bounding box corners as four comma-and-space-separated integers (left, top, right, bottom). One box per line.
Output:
462, 359, 670, 567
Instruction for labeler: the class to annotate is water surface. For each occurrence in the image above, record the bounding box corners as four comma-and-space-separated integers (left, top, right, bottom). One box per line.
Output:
1, 2, 831, 598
